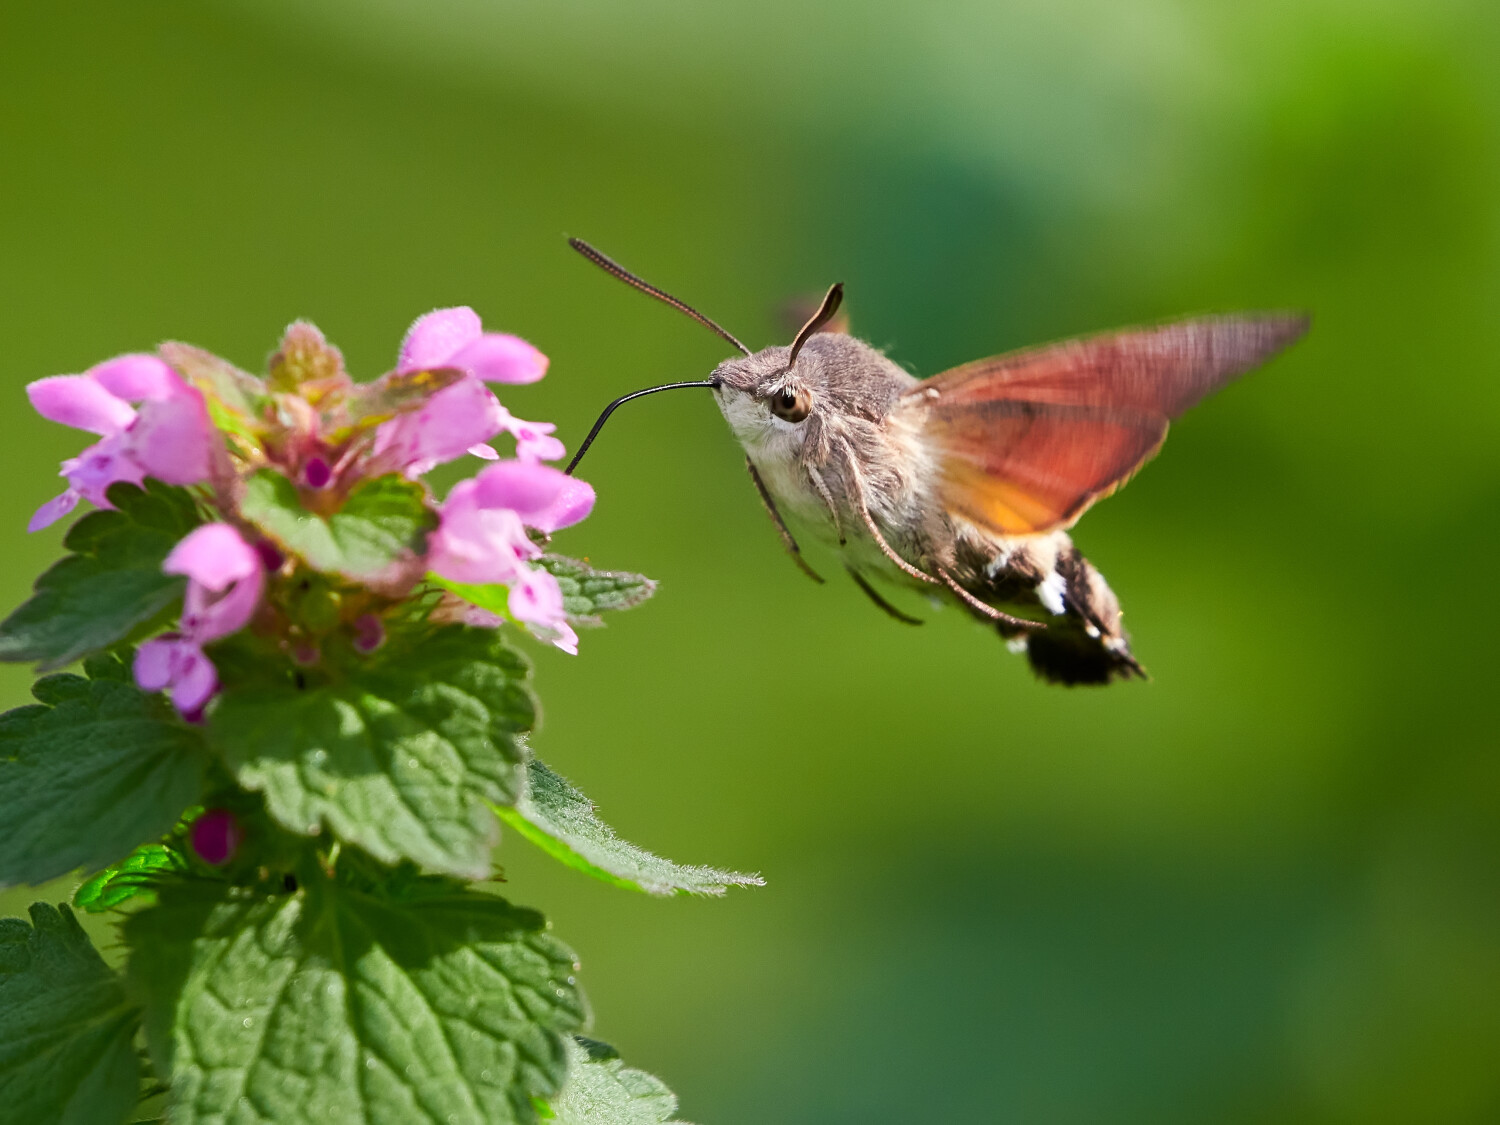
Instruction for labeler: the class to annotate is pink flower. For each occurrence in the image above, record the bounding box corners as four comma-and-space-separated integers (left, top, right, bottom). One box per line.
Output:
134, 636, 219, 715
507, 568, 579, 656
27, 354, 215, 531
134, 523, 265, 715
428, 460, 593, 653
372, 308, 555, 477
397, 307, 548, 385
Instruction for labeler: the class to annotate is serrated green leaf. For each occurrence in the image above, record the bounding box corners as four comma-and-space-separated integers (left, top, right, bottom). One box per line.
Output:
0, 657, 208, 888
498, 759, 763, 897
535, 556, 656, 625
74, 844, 188, 914
0, 481, 200, 670
126, 873, 586, 1125
241, 470, 438, 585
211, 625, 535, 878
545, 1037, 691, 1125
0, 903, 141, 1125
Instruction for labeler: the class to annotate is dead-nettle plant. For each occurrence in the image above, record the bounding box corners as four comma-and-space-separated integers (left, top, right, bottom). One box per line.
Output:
0, 308, 761, 1124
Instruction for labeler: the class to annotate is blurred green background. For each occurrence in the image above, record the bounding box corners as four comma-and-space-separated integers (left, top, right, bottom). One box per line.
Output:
3, 2, 1499, 1121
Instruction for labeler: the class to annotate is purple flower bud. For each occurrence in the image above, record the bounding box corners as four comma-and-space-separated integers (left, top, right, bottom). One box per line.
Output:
254, 540, 286, 573
352, 613, 386, 654
190, 809, 243, 866
303, 456, 333, 489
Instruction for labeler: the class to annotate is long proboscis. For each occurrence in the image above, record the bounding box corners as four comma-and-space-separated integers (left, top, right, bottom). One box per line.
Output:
564, 379, 720, 476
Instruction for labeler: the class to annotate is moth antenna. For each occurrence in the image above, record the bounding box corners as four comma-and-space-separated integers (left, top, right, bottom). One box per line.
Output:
568, 238, 752, 357
786, 282, 845, 368
564, 379, 720, 476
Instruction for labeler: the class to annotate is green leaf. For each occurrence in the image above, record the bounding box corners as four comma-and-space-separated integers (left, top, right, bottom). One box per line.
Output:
126, 873, 586, 1125
0, 903, 141, 1125
0, 481, 201, 670
430, 557, 657, 632
240, 470, 438, 585
535, 555, 657, 626
545, 1037, 691, 1125
211, 625, 535, 878
74, 844, 188, 914
0, 654, 208, 887
498, 758, 763, 897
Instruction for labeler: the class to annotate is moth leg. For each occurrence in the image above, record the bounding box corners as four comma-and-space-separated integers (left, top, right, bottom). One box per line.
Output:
804, 463, 847, 546
836, 442, 941, 587
847, 566, 923, 625
935, 565, 1046, 630
745, 456, 825, 585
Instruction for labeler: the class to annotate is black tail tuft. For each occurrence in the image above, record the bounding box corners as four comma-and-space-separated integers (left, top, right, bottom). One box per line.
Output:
1021, 625, 1146, 686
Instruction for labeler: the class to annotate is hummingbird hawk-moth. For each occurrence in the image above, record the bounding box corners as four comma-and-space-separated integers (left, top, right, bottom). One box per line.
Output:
564, 239, 1307, 685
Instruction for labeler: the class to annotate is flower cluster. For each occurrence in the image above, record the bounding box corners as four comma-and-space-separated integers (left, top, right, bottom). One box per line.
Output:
26, 308, 594, 714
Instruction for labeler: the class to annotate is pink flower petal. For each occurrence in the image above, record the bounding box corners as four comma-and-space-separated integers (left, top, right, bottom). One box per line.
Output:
126, 383, 214, 485
165, 523, 261, 589
172, 645, 219, 712
28, 489, 80, 532
134, 635, 219, 714
467, 443, 500, 461
428, 481, 534, 586
62, 434, 147, 507
497, 414, 566, 463
133, 637, 181, 692
508, 565, 566, 627
472, 460, 569, 519
398, 307, 482, 372
371, 376, 507, 478
448, 333, 548, 385
549, 620, 580, 656
27, 375, 135, 436
529, 477, 596, 533
167, 524, 265, 642
88, 354, 180, 402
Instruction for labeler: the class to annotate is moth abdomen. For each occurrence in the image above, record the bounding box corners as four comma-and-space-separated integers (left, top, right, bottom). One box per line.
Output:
956, 534, 1145, 685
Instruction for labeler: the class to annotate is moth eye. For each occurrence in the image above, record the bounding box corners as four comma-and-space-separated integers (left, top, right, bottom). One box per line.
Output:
769, 387, 811, 423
